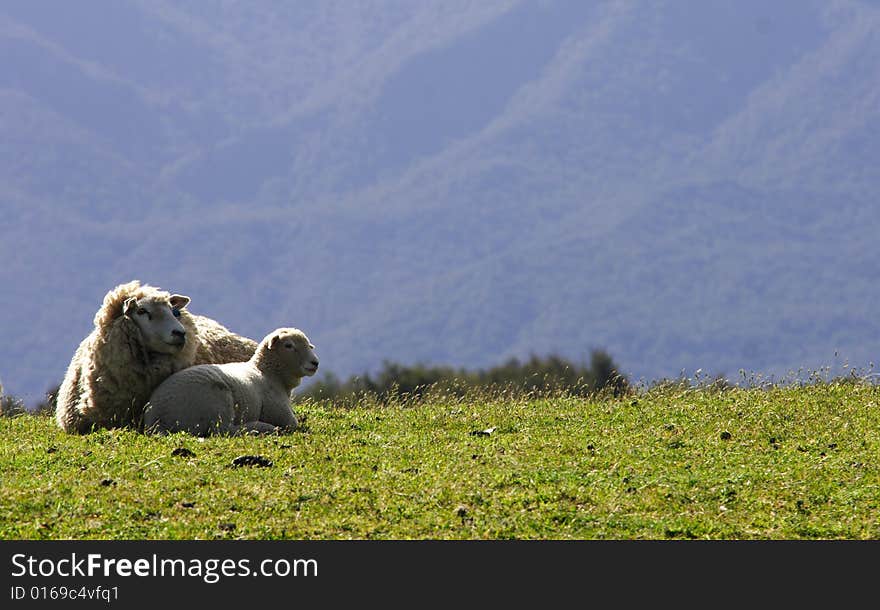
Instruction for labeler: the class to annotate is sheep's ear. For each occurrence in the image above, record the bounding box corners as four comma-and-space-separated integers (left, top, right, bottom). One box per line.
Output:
169, 294, 190, 310
123, 297, 139, 317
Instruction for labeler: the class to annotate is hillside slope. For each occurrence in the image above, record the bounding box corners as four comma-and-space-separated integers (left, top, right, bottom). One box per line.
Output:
1, 0, 878, 401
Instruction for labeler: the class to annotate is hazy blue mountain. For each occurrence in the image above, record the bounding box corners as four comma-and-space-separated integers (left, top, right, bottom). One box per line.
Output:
1, 0, 879, 403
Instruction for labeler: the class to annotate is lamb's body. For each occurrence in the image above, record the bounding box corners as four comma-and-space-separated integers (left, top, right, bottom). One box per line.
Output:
144, 328, 319, 436
144, 361, 294, 436
55, 281, 258, 434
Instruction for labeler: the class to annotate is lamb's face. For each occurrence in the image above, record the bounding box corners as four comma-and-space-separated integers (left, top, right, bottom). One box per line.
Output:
124, 294, 191, 355
268, 329, 319, 378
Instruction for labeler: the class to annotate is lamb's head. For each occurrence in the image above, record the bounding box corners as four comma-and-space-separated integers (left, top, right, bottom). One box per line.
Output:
257, 328, 319, 380
123, 293, 192, 355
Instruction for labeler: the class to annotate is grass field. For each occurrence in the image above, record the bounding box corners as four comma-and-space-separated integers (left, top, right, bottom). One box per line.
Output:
1, 381, 879, 539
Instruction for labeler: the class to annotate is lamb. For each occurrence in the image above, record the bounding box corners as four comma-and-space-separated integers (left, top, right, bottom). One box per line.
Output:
143, 328, 319, 436
55, 280, 258, 434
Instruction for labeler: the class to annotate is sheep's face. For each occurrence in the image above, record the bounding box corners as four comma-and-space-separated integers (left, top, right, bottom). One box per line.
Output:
267, 329, 319, 378
124, 294, 191, 355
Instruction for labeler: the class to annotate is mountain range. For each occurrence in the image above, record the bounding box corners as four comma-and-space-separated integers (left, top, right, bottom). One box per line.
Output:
1, 0, 879, 403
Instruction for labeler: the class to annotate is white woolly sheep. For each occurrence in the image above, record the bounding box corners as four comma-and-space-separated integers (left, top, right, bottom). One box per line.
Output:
55, 280, 258, 434
142, 327, 319, 436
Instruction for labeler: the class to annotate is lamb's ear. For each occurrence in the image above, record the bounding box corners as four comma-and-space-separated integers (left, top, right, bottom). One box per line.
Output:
123, 297, 139, 317
267, 332, 281, 350
169, 294, 190, 310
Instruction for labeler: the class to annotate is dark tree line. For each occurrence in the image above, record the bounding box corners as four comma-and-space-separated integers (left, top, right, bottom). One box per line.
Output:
297, 350, 628, 405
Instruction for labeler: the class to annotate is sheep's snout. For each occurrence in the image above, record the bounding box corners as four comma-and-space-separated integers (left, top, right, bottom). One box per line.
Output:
303, 357, 319, 376
169, 328, 187, 346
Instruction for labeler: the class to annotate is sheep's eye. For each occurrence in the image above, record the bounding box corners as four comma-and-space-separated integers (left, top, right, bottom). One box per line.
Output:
172, 308, 181, 318
136, 308, 150, 319
284, 342, 295, 349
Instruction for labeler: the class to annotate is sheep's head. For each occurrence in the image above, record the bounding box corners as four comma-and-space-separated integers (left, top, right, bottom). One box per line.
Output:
262, 328, 319, 379
123, 293, 191, 355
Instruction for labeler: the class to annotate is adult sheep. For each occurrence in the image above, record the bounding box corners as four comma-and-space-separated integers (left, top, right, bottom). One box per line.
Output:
143, 327, 318, 436
55, 280, 258, 434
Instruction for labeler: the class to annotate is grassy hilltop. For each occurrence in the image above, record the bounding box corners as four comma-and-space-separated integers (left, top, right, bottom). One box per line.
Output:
1, 381, 879, 540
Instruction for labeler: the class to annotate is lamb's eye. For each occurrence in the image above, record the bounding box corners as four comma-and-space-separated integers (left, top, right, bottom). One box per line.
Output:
172, 308, 181, 318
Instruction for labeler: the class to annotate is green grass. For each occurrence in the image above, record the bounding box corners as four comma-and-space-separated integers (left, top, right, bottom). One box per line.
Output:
2, 382, 880, 539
